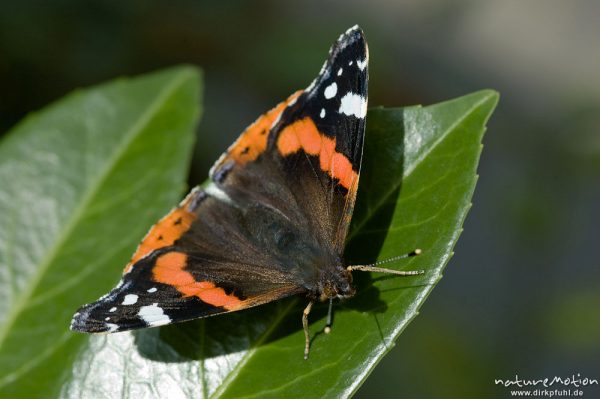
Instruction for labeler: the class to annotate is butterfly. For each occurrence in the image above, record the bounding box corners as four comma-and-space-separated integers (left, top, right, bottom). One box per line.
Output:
70, 25, 422, 359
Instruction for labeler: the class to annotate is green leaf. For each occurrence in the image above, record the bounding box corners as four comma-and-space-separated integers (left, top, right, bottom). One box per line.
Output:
61, 90, 497, 398
0, 83, 497, 398
0, 66, 202, 398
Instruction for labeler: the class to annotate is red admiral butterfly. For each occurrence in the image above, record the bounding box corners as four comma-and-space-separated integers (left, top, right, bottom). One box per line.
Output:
71, 25, 423, 359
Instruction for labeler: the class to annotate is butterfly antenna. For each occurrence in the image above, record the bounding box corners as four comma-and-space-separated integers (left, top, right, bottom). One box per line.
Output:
347, 249, 424, 276
302, 301, 314, 360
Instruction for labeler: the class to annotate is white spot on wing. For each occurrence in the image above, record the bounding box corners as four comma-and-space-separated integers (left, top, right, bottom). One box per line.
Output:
324, 82, 337, 99
70, 315, 80, 330
338, 92, 368, 118
105, 317, 110, 321
320, 109, 326, 118
109, 307, 117, 312
348, 60, 353, 66
357, 58, 367, 71
122, 294, 138, 305
337, 68, 343, 76
106, 323, 119, 333
346, 25, 359, 34
147, 287, 158, 293
138, 303, 171, 327
205, 183, 233, 205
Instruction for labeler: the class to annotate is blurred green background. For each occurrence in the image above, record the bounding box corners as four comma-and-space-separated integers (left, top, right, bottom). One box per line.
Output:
1, 1, 598, 398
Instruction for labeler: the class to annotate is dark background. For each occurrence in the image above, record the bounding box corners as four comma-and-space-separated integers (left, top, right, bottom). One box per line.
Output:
1, 1, 598, 398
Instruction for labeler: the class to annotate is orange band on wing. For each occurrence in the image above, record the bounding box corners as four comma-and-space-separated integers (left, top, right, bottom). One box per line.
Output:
124, 195, 197, 274
276, 117, 358, 189
224, 90, 303, 165
152, 252, 243, 310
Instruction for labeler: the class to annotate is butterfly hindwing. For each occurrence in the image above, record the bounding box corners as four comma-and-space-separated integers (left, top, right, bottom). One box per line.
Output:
72, 247, 304, 333
72, 189, 305, 333
71, 26, 368, 334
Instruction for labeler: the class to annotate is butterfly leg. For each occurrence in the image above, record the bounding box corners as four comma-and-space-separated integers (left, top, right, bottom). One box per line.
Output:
324, 298, 333, 334
303, 301, 314, 360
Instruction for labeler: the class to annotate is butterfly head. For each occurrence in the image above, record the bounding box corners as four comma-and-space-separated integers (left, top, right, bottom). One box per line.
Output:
316, 264, 355, 302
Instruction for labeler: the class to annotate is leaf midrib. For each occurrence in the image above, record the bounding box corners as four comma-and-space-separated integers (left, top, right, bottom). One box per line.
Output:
207, 92, 495, 398
0, 70, 192, 354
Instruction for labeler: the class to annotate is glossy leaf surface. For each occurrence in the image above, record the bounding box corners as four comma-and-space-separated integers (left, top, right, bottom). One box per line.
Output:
0, 66, 201, 398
